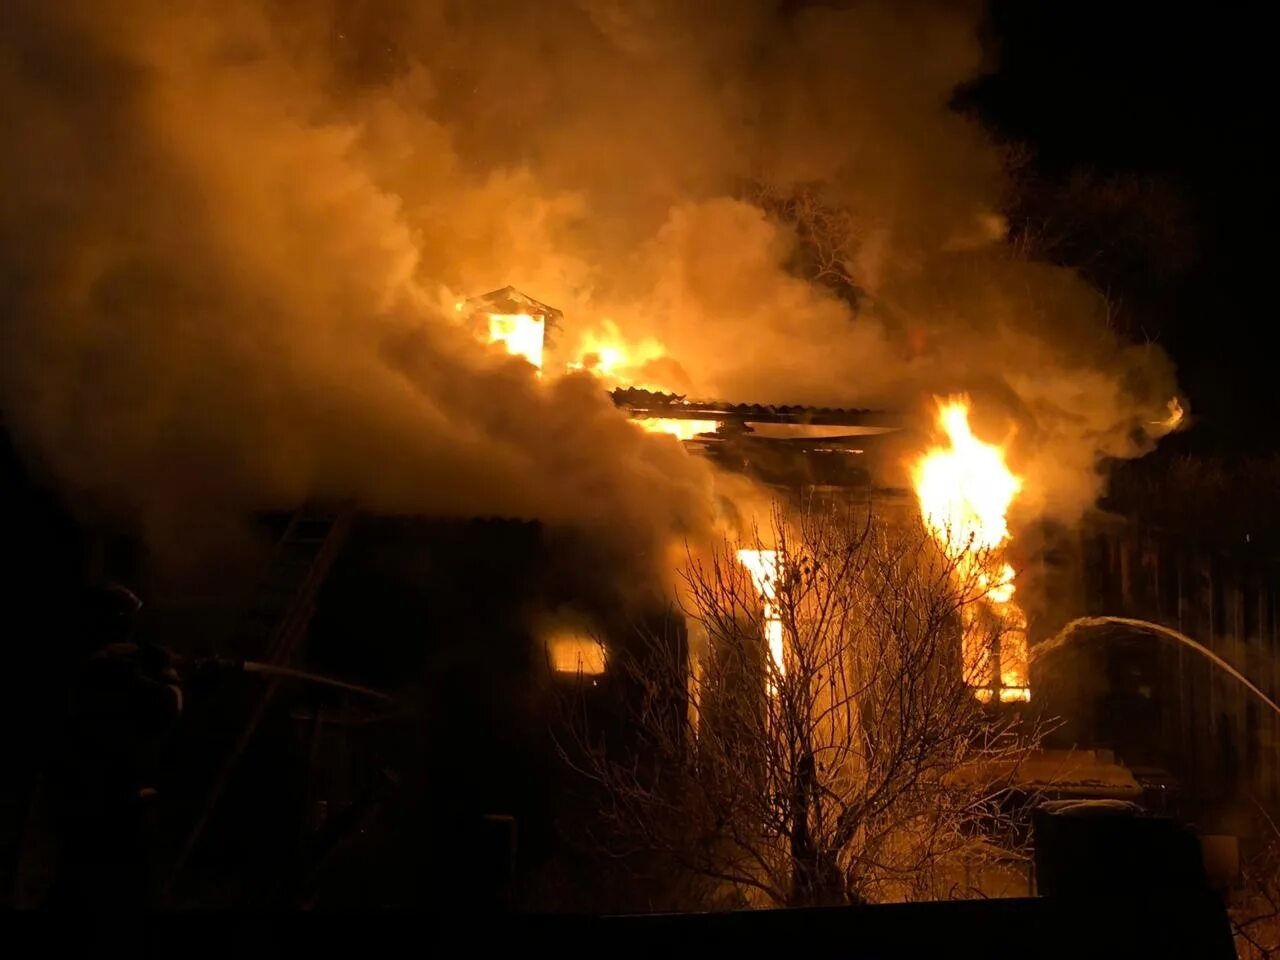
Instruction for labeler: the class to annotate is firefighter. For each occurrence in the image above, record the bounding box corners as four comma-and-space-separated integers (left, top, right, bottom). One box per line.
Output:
47, 584, 184, 910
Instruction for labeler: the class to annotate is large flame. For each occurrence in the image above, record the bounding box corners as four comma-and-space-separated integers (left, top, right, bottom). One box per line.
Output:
487, 313, 545, 369
737, 548, 785, 687
912, 397, 1029, 702
914, 399, 1020, 557
566, 319, 693, 396
565, 322, 714, 438
567, 320, 667, 386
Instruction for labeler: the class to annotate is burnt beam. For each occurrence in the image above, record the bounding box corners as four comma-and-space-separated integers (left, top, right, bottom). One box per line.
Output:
610, 388, 897, 428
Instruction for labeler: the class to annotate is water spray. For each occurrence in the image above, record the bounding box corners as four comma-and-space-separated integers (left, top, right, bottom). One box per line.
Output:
1032, 615, 1280, 719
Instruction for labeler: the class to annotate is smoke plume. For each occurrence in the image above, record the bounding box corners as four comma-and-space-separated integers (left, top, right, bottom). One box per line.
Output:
0, 0, 1177, 576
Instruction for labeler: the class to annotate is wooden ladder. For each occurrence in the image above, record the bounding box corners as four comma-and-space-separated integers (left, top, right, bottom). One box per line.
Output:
164, 503, 355, 898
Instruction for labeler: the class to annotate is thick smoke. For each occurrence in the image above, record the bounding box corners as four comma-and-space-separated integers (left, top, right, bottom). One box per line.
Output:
1, 1, 1176, 577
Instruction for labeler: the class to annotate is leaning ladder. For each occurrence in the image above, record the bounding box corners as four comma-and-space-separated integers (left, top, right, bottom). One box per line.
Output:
163, 503, 355, 898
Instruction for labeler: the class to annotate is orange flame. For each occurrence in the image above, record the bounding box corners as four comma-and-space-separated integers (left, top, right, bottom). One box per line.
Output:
912, 397, 1029, 702
567, 320, 674, 391
913, 399, 1021, 557
565, 322, 713, 437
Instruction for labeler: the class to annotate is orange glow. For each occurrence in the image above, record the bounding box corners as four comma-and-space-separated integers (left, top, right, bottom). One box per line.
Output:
567, 320, 671, 390
487, 313, 545, 369
546, 633, 607, 675
737, 548, 785, 687
912, 397, 1029, 702
634, 418, 718, 441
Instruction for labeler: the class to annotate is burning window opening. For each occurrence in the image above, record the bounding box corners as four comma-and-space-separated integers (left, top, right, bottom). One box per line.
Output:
546, 632, 607, 676
912, 397, 1030, 703
487, 313, 546, 369
736, 548, 785, 692
461, 286, 563, 371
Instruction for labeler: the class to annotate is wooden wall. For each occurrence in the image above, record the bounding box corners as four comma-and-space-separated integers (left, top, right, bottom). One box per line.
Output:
1061, 521, 1280, 826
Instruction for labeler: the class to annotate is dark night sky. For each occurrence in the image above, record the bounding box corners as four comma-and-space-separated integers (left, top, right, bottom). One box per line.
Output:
964, 1, 1275, 453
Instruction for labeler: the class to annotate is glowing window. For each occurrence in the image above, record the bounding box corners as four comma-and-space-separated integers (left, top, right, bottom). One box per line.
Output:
546, 634, 607, 675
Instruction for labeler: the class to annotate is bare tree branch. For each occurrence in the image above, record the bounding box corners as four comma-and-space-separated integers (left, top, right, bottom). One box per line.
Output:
560, 498, 1043, 909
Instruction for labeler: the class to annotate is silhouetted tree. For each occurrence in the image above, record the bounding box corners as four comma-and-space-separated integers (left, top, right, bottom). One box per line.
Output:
746, 181, 868, 309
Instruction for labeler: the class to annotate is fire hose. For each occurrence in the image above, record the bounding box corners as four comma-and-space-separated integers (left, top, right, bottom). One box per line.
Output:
179, 656, 399, 704
237, 660, 397, 703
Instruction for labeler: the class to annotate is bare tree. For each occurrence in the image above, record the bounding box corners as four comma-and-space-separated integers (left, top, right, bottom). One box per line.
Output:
1233, 817, 1280, 959
746, 181, 868, 309
563, 499, 1042, 909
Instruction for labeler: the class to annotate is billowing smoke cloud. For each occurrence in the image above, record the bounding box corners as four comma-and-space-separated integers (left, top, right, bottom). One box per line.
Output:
0, 0, 1176, 578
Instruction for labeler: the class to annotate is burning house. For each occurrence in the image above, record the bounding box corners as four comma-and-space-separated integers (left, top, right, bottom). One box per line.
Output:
14, 287, 1038, 908
0, 3, 1263, 947
3, 280, 1201, 914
